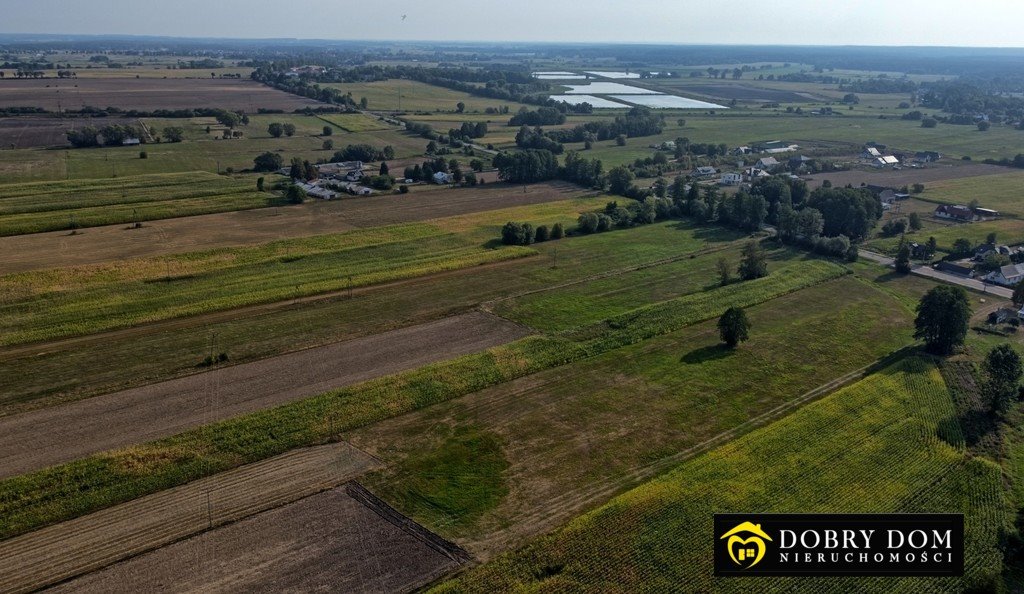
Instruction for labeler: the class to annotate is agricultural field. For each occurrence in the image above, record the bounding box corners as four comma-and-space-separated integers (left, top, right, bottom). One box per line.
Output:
0, 171, 273, 235
579, 113, 1024, 166
0, 216, 730, 413
351, 275, 914, 552
434, 357, 1009, 592
914, 170, 1024, 217
316, 112, 395, 132
0, 116, 142, 149
0, 222, 535, 346
0, 77, 323, 111
321, 79, 527, 113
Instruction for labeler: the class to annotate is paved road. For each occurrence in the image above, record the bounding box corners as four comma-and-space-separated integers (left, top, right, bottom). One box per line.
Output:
859, 249, 1013, 299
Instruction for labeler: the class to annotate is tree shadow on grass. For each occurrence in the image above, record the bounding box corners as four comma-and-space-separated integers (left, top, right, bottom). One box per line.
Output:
680, 343, 735, 365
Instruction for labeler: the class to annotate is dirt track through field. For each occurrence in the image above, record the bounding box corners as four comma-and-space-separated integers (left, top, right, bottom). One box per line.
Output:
44, 483, 465, 594
0, 311, 529, 478
0, 442, 378, 594
0, 181, 587, 274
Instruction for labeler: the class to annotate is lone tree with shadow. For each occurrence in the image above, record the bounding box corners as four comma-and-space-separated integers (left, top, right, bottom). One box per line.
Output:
718, 307, 750, 348
914, 285, 970, 355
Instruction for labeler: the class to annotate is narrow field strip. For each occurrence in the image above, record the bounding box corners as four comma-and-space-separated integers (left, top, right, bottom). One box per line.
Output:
0, 171, 274, 236
0, 442, 378, 594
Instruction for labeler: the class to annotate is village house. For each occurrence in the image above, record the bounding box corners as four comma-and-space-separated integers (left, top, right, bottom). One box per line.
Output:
974, 207, 1000, 220
986, 263, 1024, 287
433, 171, 453, 184
788, 155, 813, 170
989, 307, 1020, 325
744, 167, 770, 181
914, 151, 942, 163
719, 172, 743, 186
755, 157, 779, 170
692, 166, 717, 178
934, 204, 977, 222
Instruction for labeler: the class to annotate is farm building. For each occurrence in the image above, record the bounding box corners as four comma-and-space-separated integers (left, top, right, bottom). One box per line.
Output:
915, 151, 942, 163
988, 307, 1020, 324
755, 157, 779, 169
788, 155, 813, 170
974, 207, 1000, 220
974, 243, 1012, 260
122, 137, 141, 146
861, 147, 882, 159
719, 172, 743, 186
751, 140, 798, 154
296, 182, 338, 200
873, 155, 900, 168
433, 172, 453, 184
934, 204, 977, 222
985, 264, 1024, 287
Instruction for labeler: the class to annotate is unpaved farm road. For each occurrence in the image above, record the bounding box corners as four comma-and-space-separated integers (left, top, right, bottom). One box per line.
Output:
0, 180, 587, 274
0, 311, 529, 478
0, 442, 380, 594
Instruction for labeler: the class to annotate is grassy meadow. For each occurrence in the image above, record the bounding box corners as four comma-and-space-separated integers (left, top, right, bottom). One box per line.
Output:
321, 79, 527, 113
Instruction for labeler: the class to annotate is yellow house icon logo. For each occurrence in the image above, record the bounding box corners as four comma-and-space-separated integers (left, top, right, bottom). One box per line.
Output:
720, 521, 772, 569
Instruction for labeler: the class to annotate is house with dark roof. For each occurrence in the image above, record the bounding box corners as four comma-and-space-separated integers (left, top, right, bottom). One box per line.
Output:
692, 166, 717, 178
755, 157, 779, 169
914, 151, 942, 163
934, 204, 977, 222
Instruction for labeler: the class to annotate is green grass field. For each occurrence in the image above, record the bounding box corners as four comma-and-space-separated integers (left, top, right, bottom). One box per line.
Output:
916, 171, 1024, 217
353, 275, 914, 542
433, 357, 1009, 593
0, 171, 272, 235
321, 79, 527, 113
315, 113, 394, 132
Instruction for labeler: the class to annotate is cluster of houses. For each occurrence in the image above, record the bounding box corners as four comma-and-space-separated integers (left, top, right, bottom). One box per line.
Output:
277, 160, 374, 199
931, 240, 1024, 287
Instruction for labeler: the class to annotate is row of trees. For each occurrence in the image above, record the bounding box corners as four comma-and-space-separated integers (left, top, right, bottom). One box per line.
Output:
500, 221, 565, 246
66, 124, 142, 148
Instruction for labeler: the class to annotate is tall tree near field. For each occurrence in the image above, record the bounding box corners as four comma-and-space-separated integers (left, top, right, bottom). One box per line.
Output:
380, 162, 389, 176
1012, 280, 1024, 309
718, 307, 750, 348
456, 102, 465, 113
716, 257, 732, 286
982, 344, 1022, 415
606, 166, 634, 196
268, 123, 283, 138
282, 123, 296, 137
738, 240, 768, 280
914, 285, 970, 355
895, 242, 912, 273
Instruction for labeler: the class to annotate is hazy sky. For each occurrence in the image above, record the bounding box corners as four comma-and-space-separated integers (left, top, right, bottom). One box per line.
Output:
2, 0, 1022, 47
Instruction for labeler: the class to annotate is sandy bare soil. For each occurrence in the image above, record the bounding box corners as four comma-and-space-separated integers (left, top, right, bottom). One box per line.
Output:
0, 311, 529, 478
0, 181, 588, 274
1, 442, 378, 594
0, 78, 322, 112
804, 162, 1006, 189
46, 484, 465, 594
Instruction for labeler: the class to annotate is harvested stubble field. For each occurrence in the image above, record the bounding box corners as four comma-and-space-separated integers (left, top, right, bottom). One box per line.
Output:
0, 171, 273, 236
0, 77, 324, 111
0, 116, 142, 149
0, 180, 594, 273
433, 358, 1009, 593
322, 79, 527, 113
0, 259, 845, 541
350, 275, 914, 553
316, 112, 395, 132
0, 311, 528, 478
0, 222, 535, 346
